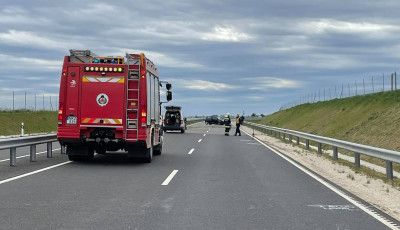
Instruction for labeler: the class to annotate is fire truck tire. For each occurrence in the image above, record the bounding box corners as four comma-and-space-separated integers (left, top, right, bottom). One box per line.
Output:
154, 136, 163, 155
154, 145, 162, 155
181, 129, 185, 133
144, 144, 153, 163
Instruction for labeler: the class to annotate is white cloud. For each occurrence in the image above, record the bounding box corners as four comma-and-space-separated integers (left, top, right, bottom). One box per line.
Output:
201, 26, 251, 42
246, 96, 264, 101
166, 78, 239, 91
0, 30, 82, 50
241, 77, 302, 90
112, 49, 204, 69
300, 19, 398, 34
0, 54, 62, 71
173, 97, 231, 103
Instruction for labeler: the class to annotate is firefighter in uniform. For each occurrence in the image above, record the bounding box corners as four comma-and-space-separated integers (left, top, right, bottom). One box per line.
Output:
234, 114, 241, 136
224, 113, 231, 136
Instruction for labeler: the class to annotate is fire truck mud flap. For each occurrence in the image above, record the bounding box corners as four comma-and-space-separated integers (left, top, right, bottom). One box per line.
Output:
66, 144, 94, 161
127, 142, 153, 163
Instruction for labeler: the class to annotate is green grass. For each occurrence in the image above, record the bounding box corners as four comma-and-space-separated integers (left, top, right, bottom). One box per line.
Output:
252, 90, 400, 174
257, 91, 400, 151
0, 110, 57, 135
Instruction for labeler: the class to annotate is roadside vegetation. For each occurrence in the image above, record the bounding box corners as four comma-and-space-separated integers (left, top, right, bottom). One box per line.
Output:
0, 110, 57, 136
253, 90, 400, 175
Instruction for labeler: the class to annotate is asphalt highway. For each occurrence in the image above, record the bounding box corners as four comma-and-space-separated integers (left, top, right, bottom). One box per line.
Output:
0, 122, 398, 229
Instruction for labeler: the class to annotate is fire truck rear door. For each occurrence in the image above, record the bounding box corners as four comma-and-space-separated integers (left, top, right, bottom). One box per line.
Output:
80, 76, 125, 127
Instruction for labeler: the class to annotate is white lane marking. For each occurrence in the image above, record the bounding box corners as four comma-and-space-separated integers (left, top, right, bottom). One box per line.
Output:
203, 134, 206, 137
242, 130, 399, 230
0, 148, 62, 163
206, 131, 209, 133
0, 161, 72, 185
198, 139, 202, 143
188, 148, 195, 155
161, 170, 179, 186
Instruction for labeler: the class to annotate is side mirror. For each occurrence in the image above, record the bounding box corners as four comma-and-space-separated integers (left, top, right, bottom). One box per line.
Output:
167, 91, 172, 101
166, 83, 172, 91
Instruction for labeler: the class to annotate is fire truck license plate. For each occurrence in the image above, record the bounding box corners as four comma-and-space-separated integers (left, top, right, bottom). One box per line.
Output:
67, 116, 77, 124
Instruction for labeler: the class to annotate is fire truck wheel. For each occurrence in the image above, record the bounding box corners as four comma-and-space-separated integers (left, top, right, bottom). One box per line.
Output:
154, 145, 162, 155
144, 144, 153, 163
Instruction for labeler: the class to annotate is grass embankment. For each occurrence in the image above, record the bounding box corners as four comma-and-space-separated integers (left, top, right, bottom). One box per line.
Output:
0, 110, 57, 136
253, 90, 400, 180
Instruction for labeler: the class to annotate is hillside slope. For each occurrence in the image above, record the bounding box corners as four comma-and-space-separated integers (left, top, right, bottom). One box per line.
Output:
0, 111, 57, 136
258, 91, 400, 151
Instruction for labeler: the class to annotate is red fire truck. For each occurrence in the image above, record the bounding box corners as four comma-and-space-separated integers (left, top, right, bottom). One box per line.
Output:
57, 50, 172, 163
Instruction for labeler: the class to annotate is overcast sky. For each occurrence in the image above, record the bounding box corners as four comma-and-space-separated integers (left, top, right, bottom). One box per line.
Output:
1, 0, 399, 116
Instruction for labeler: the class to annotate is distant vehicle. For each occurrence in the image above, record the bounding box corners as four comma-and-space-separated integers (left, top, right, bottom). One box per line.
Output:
163, 105, 186, 133
57, 50, 172, 163
205, 115, 223, 125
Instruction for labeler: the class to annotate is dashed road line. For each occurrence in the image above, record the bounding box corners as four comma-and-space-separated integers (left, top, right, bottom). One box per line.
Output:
203, 134, 206, 137
198, 139, 202, 143
188, 148, 195, 155
161, 170, 179, 186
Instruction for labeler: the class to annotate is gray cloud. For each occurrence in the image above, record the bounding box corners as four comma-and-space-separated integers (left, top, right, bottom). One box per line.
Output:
1, 0, 400, 115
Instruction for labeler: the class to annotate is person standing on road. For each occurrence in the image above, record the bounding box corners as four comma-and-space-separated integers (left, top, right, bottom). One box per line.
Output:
224, 113, 231, 136
235, 114, 241, 136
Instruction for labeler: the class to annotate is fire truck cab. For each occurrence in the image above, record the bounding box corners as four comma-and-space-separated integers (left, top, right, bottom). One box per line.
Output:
57, 50, 172, 163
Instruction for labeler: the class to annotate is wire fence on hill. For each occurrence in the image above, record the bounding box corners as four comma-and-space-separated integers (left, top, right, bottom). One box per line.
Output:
0, 91, 59, 111
280, 72, 399, 110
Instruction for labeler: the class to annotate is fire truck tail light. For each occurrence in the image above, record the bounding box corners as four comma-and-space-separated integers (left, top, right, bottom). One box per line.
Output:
180, 120, 183, 125
58, 105, 63, 124
141, 108, 147, 124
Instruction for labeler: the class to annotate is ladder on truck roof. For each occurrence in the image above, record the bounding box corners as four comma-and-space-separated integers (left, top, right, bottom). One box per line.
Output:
125, 54, 141, 141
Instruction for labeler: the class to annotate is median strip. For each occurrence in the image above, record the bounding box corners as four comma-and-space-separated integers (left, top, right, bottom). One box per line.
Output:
161, 170, 179, 186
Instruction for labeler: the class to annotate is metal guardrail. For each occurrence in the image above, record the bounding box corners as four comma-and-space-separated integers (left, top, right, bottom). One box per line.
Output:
0, 134, 61, 166
244, 121, 400, 180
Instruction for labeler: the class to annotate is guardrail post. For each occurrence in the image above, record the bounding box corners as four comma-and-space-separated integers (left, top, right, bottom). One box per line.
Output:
30, 144, 36, 162
10, 147, 16, 166
283, 133, 286, 142
296, 137, 299, 145
273, 131, 276, 138
289, 134, 292, 143
306, 139, 310, 150
386, 161, 393, 180
354, 152, 360, 168
318, 143, 322, 154
278, 132, 281, 139
47, 142, 52, 158
61, 145, 66, 154
333, 147, 338, 160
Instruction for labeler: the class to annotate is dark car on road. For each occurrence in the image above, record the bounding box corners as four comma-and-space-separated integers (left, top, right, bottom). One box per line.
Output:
205, 115, 223, 125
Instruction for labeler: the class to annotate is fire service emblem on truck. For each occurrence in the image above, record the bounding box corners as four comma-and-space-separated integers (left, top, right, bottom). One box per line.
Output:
96, 93, 109, 107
